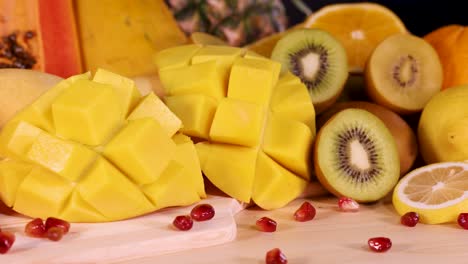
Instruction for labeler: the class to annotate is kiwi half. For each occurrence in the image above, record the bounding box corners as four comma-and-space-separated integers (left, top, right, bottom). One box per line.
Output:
317, 101, 418, 176
365, 33, 443, 114
314, 108, 400, 202
271, 29, 348, 113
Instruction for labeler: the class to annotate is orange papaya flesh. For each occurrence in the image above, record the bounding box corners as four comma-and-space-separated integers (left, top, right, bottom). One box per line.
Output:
0, 0, 82, 78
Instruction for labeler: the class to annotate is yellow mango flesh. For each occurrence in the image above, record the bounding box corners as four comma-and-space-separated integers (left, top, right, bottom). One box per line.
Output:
8, 72, 91, 133
159, 45, 316, 209
127, 92, 182, 137
103, 118, 176, 185
0, 69, 204, 222
209, 98, 265, 147
154, 44, 203, 71
93, 68, 141, 119
165, 95, 218, 140
160, 61, 226, 99
52, 79, 123, 146
172, 133, 206, 198
0, 121, 43, 160
0, 160, 32, 207
26, 132, 98, 182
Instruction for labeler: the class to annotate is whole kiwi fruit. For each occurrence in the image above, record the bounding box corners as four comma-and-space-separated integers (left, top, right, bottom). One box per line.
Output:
317, 101, 418, 176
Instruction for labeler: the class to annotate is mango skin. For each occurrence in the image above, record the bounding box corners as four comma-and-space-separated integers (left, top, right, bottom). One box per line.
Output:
76, 0, 187, 77
0, 70, 204, 222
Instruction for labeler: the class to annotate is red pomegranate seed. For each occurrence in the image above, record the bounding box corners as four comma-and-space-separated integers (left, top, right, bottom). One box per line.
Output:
191, 204, 215, 221
173, 215, 193, 231
46, 227, 64, 242
25, 218, 46, 238
457, 213, 468, 229
400, 212, 419, 227
338, 197, 360, 212
266, 248, 288, 264
0, 231, 15, 254
294, 201, 316, 222
256, 217, 277, 232
368, 237, 392, 252
45, 217, 70, 234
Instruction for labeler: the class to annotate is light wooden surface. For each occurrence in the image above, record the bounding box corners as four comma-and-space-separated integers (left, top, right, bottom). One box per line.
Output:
114, 195, 468, 264
0, 195, 243, 263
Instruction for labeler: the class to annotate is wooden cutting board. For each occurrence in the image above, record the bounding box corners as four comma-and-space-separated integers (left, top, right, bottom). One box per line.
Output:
0, 195, 244, 263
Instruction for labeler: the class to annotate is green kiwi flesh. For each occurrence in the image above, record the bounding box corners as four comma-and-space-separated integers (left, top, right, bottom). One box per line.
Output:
271, 29, 348, 113
314, 108, 400, 202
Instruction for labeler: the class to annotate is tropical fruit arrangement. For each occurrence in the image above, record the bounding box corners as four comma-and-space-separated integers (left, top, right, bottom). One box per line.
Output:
0, 0, 468, 257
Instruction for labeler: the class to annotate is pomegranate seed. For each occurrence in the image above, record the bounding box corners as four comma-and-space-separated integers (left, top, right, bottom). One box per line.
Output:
191, 204, 215, 221
256, 217, 277, 232
400, 212, 419, 227
266, 248, 288, 264
25, 218, 46, 238
173, 215, 193, 231
338, 197, 359, 212
0, 231, 15, 254
368, 237, 392, 252
294, 201, 316, 222
46, 227, 64, 242
457, 213, 468, 229
45, 217, 70, 234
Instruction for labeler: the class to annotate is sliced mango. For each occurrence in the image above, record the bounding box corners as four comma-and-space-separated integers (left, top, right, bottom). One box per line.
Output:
52, 79, 122, 146
9, 72, 91, 133
262, 116, 313, 179
93, 68, 141, 118
252, 152, 308, 210
143, 160, 200, 210
159, 45, 316, 209
60, 191, 107, 222
209, 98, 265, 147
159, 61, 225, 99
173, 133, 206, 198
0, 160, 33, 207
227, 58, 281, 105
0, 69, 203, 222
154, 44, 203, 71
192, 45, 242, 86
196, 142, 257, 203
0, 121, 43, 160
127, 92, 182, 137
103, 118, 176, 185
271, 83, 316, 132
14, 166, 74, 219
27, 131, 97, 181
165, 95, 218, 139
77, 158, 154, 220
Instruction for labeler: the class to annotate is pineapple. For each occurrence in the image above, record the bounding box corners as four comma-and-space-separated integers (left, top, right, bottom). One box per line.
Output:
166, 0, 288, 46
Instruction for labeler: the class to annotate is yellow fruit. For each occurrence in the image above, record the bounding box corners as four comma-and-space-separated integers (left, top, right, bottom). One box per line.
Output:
0, 69, 63, 128
304, 2, 407, 73
0, 70, 204, 222
157, 45, 315, 209
393, 162, 468, 224
75, 0, 187, 77
418, 85, 468, 164
189, 32, 228, 46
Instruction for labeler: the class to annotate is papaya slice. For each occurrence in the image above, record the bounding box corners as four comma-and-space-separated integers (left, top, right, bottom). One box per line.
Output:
0, 0, 82, 77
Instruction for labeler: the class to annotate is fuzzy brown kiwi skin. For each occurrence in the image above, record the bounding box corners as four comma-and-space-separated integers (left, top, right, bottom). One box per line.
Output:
317, 101, 418, 176
364, 55, 418, 115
